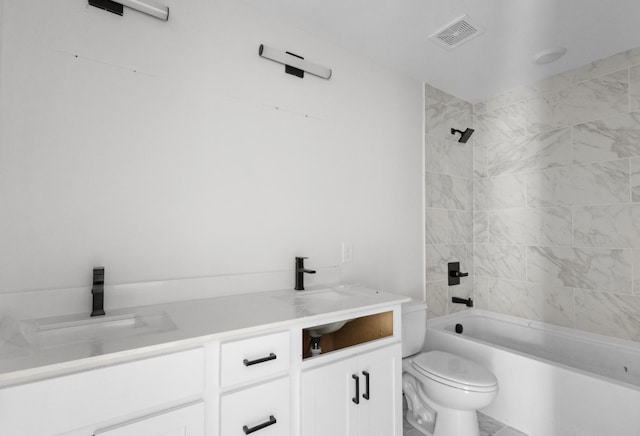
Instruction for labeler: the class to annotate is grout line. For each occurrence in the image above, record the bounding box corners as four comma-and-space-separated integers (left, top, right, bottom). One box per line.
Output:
524, 242, 528, 283
524, 96, 529, 137
629, 67, 632, 115
632, 249, 636, 297
630, 158, 633, 205
571, 205, 575, 248
571, 288, 577, 328
570, 120, 575, 166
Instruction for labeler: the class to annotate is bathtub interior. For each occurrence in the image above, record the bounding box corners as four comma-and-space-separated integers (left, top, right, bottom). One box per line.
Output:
427, 309, 640, 389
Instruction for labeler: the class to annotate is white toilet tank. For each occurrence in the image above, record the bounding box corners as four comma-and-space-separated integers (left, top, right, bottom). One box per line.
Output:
401, 299, 428, 358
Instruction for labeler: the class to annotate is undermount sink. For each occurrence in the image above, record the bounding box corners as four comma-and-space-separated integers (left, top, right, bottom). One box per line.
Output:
295, 289, 352, 302
307, 319, 351, 337
296, 289, 355, 336
33, 310, 176, 348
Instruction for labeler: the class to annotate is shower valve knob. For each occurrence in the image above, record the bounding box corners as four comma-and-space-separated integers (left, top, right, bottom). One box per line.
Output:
448, 262, 468, 286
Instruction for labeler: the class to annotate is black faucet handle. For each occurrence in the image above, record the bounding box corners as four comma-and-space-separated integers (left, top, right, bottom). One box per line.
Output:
448, 262, 469, 286
93, 267, 105, 284
452, 271, 469, 278
91, 267, 106, 317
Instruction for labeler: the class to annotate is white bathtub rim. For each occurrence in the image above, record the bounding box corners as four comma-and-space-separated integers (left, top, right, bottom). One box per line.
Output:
428, 309, 640, 354
426, 309, 640, 392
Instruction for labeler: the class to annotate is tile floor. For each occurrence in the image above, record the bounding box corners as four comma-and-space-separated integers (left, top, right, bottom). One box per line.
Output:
403, 412, 528, 436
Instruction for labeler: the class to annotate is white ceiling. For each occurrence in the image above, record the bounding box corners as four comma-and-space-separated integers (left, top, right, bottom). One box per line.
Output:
239, 0, 640, 103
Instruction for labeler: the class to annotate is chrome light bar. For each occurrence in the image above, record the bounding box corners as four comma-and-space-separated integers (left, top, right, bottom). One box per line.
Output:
258, 44, 332, 80
89, 0, 169, 21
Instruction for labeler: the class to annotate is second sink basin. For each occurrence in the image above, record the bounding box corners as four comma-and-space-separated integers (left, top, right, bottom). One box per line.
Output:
295, 289, 352, 302
33, 310, 176, 348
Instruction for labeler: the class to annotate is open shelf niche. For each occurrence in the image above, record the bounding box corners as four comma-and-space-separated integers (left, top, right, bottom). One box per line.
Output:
302, 311, 393, 359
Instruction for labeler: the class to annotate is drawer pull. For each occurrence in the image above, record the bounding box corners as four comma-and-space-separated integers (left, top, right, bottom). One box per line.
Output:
352, 374, 360, 404
243, 415, 277, 434
362, 370, 370, 400
243, 353, 277, 367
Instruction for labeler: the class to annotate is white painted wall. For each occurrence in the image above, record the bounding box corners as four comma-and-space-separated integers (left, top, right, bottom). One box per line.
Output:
0, 0, 423, 314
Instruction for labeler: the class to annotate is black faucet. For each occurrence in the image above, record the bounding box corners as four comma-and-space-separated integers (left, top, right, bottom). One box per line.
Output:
452, 297, 474, 307
91, 267, 105, 317
295, 257, 316, 291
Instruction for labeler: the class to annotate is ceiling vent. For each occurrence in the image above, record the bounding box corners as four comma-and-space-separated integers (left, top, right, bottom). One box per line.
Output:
430, 15, 484, 49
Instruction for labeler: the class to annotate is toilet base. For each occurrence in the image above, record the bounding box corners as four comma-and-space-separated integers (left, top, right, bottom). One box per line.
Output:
403, 374, 436, 435
405, 406, 479, 436
432, 409, 479, 436
405, 409, 435, 436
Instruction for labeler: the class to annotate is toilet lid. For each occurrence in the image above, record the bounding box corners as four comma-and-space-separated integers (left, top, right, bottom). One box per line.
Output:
412, 351, 497, 391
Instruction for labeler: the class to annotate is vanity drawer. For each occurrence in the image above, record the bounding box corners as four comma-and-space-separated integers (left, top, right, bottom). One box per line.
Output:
220, 331, 290, 387
220, 377, 290, 436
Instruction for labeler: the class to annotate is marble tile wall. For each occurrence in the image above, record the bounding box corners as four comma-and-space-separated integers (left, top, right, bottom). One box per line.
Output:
424, 84, 474, 317
469, 46, 640, 342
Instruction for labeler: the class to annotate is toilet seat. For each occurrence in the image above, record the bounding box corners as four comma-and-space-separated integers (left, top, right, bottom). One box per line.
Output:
412, 351, 498, 393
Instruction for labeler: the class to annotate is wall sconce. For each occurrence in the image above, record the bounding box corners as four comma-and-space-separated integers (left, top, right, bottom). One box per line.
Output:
258, 44, 332, 80
89, 0, 169, 21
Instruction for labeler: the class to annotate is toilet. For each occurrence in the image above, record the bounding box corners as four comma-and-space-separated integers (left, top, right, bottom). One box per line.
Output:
402, 300, 498, 436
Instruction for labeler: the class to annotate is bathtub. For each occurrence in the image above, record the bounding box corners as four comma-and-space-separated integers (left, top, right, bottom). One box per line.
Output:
425, 309, 640, 436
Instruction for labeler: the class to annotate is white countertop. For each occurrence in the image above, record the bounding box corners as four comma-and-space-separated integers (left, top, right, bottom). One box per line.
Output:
0, 284, 409, 387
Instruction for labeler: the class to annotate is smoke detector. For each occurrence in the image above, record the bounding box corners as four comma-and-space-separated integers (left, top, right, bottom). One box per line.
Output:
533, 47, 567, 65
430, 15, 484, 50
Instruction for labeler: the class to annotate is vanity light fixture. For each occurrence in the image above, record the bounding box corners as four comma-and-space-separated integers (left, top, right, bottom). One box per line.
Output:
89, 0, 169, 21
258, 44, 332, 80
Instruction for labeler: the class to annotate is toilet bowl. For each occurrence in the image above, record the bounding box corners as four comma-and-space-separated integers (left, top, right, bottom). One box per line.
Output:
402, 301, 498, 436
403, 350, 498, 436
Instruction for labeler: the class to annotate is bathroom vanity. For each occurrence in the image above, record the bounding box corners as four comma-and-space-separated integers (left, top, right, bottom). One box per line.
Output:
0, 284, 408, 436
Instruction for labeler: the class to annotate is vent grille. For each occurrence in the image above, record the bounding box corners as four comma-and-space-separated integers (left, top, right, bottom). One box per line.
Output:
430, 15, 484, 49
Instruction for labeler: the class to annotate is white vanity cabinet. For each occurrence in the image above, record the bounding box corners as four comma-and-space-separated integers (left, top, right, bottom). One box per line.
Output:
300, 343, 402, 436
219, 331, 292, 436
0, 348, 205, 436
0, 287, 407, 436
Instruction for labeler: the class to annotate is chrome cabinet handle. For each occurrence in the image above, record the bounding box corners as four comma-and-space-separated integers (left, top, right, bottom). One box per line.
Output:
352, 374, 360, 404
362, 371, 370, 400
243, 415, 277, 434
243, 353, 277, 366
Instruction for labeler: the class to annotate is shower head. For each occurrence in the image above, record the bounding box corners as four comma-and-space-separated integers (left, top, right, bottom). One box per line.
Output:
451, 127, 475, 143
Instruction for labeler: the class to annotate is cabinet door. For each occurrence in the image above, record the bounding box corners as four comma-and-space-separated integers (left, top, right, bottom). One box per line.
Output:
94, 402, 205, 436
300, 357, 359, 436
356, 344, 401, 436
